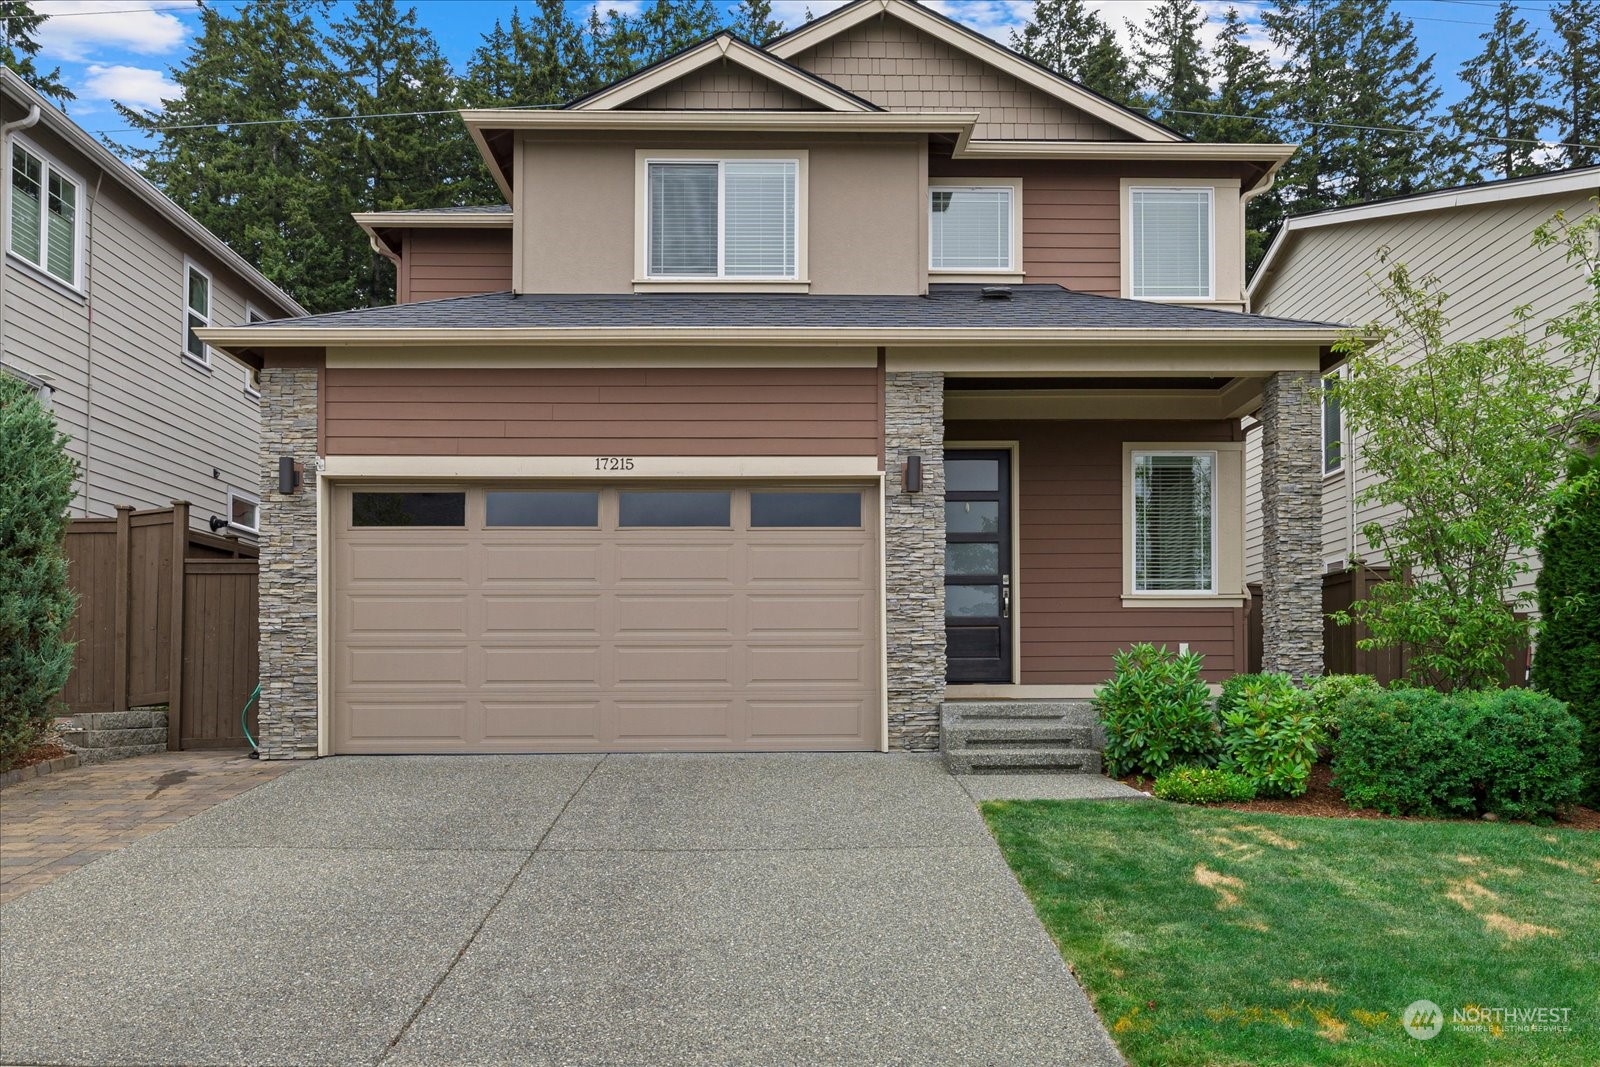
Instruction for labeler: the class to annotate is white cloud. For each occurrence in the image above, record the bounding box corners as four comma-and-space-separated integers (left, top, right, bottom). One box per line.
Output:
35, 1, 193, 63
84, 63, 181, 111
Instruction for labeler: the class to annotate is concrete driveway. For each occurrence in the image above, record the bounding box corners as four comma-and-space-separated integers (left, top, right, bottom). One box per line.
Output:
0, 754, 1123, 1067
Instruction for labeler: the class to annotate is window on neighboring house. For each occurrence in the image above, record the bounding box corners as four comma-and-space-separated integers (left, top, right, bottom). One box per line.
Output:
1132, 451, 1215, 593
243, 306, 265, 397
1129, 186, 1213, 300
929, 185, 1015, 272
8, 141, 81, 288
226, 488, 260, 534
646, 158, 797, 279
1322, 374, 1344, 474
184, 262, 211, 364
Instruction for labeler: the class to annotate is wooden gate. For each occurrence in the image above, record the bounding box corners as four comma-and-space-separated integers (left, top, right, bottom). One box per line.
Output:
62, 503, 260, 749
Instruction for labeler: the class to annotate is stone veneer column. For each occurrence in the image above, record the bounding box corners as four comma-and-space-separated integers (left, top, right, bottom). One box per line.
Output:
884, 370, 946, 750
256, 367, 321, 758
1259, 369, 1325, 680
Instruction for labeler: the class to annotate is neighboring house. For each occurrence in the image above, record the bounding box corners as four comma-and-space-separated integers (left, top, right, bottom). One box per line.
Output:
1244, 167, 1600, 642
201, 0, 1342, 760
1, 68, 305, 539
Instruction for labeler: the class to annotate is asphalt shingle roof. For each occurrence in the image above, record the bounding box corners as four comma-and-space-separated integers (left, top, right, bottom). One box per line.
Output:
245, 284, 1345, 332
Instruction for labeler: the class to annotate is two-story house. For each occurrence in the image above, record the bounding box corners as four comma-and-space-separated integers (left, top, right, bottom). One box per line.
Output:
201, 0, 1340, 759
1, 68, 305, 538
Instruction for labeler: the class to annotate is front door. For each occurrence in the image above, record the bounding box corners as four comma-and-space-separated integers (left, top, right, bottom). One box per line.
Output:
944, 449, 1012, 683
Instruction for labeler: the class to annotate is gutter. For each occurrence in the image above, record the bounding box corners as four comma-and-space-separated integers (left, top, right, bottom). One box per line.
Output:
0, 103, 42, 355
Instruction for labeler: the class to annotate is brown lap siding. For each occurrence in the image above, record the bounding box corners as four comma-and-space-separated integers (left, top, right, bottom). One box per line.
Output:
323, 367, 882, 457
399, 229, 513, 303
947, 418, 1245, 684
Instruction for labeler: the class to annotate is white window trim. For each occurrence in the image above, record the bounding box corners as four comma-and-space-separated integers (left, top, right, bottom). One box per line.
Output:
183, 258, 213, 369
1121, 441, 1245, 607
1120, 179, 1222, 304
633, 149, 809, 291
226, 487, 260, 535
928, 178, 1024, 280
5, 135, 87, 295
1322, 371, 1345, 477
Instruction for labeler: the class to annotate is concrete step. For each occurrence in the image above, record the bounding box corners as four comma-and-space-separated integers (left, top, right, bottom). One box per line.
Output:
944, 746, 1103, 776
66, 727, 169, 750
59, 708, 168, 732
942, 700, 1099, 723
944, 719, 1098, 749
74, 743, 167, 765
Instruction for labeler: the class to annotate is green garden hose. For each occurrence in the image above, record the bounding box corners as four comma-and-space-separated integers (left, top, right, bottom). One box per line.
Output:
242, 683, 261, 754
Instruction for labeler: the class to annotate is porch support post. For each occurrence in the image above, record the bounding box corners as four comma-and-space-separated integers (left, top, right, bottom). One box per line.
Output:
256, 367, 321, 759
884, 370, 945, 750
1259, 369, 1324, 681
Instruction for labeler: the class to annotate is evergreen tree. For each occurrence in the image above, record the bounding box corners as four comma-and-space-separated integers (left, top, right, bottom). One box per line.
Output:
1200, 8, 1283, 270
1449, 2, 1554, 181
1127, 0, 1211, 136
465, 1, 593, 106
587, 6, 645, 87
1009, 0, 1136, 103
1546, 0, 1600, 169
730, 0, 784, 45
1534, 449, 1600, 805
636, 0, 723, 63
1, 0, 72, 105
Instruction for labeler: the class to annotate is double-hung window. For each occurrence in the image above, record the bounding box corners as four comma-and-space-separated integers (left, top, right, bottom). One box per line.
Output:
8, 140, 82, 289
1322, 374, 1344, 475
1131, 451, 1216, 594
929, 184, 1016, 273
184, 261, 212, 365
1129, 186, 1213, 300
645, 157, 798, 279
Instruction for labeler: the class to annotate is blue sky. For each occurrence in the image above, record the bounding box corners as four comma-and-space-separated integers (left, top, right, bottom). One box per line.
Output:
29, 0, 1556, 149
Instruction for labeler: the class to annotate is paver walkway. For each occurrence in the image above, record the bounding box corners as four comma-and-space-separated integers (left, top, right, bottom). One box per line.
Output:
0, 750, 295, 904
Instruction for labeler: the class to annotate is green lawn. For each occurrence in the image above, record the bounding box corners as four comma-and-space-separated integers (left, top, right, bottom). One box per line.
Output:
983, 800, 1600, 1066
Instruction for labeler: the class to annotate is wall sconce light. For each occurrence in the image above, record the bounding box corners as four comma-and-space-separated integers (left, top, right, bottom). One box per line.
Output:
278, 456, 304, 494
903, 454, 923, 494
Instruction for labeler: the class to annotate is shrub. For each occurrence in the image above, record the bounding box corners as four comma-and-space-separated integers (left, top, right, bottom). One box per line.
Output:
1152, 766, 1258, 804
0, 375, 78, 770
1534, 451, 1600, 805
1095, 643, 1217, 778
1306, 673, 1381, 733
1216, 672, 1297, 719
1217, 678, 1323, 798
1333, 687, 1583, 819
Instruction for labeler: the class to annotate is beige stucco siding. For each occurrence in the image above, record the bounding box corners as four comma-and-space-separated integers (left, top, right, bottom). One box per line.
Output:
1245, 188, 1598, 598
515, 133, 922, 294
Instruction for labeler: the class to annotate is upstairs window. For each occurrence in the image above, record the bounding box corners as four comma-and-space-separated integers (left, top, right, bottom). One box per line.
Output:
646, 158, 797, 279
1129, 187, 1213, 300
8, 141, 81, 288
1132, 451, 1215, 593
929, 185, 1015, 272
1323, 374, 1344, 474
184, 262, 211, 365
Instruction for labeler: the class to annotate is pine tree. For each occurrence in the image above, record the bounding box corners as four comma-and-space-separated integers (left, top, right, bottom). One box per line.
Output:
730, 0, 784, 45
1009, 0, 1137, 103
1449, 2, 1556, 181
0, 0, 72, 104
1546, 0, 1600, 169
1127, 0, 1211, 136
636, 0, 723, 64
1201, 8, 1283, 270
587, 6, 645, 87
465, 3, 593, 106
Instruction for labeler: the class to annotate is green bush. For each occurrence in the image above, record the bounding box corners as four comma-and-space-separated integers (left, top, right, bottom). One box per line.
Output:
1534, 451, 1599, 805
1306, 673, 1381, 733
0, 375, 78, 769
1332, 687, 1583, 819
1152, 765, 1258, 804
1217, 678, 1323, 798
1215, 672, 1297, 718
1095, 643, 1217, 778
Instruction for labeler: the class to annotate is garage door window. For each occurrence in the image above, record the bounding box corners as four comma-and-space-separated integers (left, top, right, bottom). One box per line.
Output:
618, 491, 731, 528
351, 492, 466, 527
750, 491, 861, 528
486, 491, 599, 527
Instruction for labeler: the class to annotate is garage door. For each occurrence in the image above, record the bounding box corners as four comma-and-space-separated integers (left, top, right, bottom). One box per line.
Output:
331, 484, 880, 753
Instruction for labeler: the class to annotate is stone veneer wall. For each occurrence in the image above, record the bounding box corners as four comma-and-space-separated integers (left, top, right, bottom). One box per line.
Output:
256, 367, 320, 759
1259, 369, 1325, 680
884, 370, 946, 750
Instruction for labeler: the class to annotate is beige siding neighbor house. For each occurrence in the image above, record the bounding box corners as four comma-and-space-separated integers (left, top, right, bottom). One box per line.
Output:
1245, 167, 1600, 630
202, 0, 1341, 763
1, 69, 305, 538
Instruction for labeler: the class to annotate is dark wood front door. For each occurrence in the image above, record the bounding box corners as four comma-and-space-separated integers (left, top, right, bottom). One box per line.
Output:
945, 449, 1012, 683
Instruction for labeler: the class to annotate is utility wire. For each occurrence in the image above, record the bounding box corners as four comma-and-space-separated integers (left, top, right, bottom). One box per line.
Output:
1132, 105, 1600, 151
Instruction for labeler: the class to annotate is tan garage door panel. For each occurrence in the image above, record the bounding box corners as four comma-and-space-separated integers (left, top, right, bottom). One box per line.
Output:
332, 485, 879, 753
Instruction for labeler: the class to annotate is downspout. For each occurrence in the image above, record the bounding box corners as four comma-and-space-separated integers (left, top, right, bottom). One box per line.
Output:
82, 166, 104, 518
1239, 165, 1277, 311
0, 105, 42, 359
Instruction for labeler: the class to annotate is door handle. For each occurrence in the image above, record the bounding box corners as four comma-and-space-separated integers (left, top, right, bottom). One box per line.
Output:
1002, 574, 1011, 619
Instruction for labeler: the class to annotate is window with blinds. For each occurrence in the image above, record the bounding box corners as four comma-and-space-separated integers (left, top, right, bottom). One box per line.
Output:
185, 264, 211, 363
1130, 187, 1212, 300
929, 186, 1013, 271
1132, 452, 1215, 593
647, 159, 796, 279
1322, 375, 1343, 474
8, 142, 80, 288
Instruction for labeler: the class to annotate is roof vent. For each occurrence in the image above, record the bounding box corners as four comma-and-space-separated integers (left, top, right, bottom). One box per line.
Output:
980, 286, 1013, 300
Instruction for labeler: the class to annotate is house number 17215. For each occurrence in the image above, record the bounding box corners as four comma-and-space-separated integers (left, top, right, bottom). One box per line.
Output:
594, 457, 635, 471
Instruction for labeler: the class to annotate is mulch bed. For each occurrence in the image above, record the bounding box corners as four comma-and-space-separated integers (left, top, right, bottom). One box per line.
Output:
1118, 763, 1600, 831
0, 741, 71, 777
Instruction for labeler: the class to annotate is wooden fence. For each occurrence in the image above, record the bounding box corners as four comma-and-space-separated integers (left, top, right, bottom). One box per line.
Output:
62, 503, 260, 749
